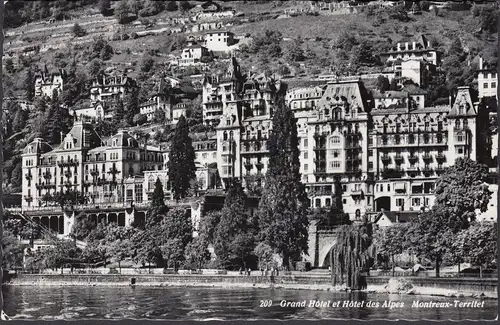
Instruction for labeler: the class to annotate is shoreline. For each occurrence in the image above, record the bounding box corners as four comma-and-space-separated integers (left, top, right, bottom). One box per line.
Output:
5, 278, 497, 299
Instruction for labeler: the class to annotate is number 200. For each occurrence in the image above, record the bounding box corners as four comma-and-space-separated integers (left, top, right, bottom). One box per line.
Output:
260, 300, 272, 307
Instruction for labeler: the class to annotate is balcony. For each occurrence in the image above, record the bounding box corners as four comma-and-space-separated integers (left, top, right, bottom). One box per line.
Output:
435, 152, 446, 161
406, 165, 419, 172
42, 172, 52, 179
422, 166, 433, 175
394, 154, 404, 162
24, 195, 33, 201
422, 153, 432, 161
25, 173, 33, 180
435, 165, 446, 173
255, 162, 264, 169
408, 155, 418, 163
243, 161, 252, 168
381, 155, 391, 163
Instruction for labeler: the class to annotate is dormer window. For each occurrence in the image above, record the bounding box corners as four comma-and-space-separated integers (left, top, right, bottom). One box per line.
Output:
458, 105, 464, 115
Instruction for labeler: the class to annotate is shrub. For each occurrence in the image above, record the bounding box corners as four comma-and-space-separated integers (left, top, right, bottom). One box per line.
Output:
131, 32, 139, 39
72, 23, 87, 37
122, 33, 130, 40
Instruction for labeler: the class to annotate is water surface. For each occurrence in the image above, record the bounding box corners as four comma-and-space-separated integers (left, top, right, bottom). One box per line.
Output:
3, 286, 497, 320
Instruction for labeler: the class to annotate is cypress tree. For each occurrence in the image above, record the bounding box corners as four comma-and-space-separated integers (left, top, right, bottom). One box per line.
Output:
124, 88, 139, 126
168, 115, 196, 200
256, 96, 309, 269
24, 68, 35, 102
151, 178, 165, 209
112, 99, 126, 128
45, 89, 70, 145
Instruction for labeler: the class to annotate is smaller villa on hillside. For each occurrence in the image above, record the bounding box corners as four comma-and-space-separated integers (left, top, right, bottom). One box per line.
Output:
34, 66, 67, 99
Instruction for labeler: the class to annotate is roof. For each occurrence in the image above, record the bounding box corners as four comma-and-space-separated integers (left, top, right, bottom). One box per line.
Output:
448, 87, 477, 117
205, 29, 233, 35
317, 80, 367, 112
374, 211, 421, 224
106, 130, 139, 148
23, 138, 53, 155
56, 120, 102, 150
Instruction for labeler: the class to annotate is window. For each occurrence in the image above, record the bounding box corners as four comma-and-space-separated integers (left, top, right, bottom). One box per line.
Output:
303, 139, 308, 148
484, 83, 488, 89
331, 136, 340, 144
492, 82, 496, 88
368, 150, 373, 157
456, 147, 464, 154
368, 162, 373, 170
325, 198, 331, 207
304, 164, 308, 172
387, 184, 390, 191
315, 198, 321, 207
396, 198, 404, 207
331, 149, 340, 158
412, 198, 421, 206
304, 152, 308, 159
331, 161, 341, 168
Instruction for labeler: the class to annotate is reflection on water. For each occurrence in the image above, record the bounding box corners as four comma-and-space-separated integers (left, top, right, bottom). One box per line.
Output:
2, 286, 497, 320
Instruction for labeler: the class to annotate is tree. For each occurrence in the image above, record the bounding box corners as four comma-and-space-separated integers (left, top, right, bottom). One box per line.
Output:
115, 0, 131, 24
165, 1, 178, 11
24, 68, 35, 102
406, 208, 452, 277
133, 113, 147, 126
158, 208, 193, 269
433, 157, 491, 231
373, 224, 408, 275
254, 242, 274, 270
284, 39, 305, 62
453, 221, 497, 277
251, 29, 283, 58
72, 23, 87, 37
1, 231, 24, 270
112, 99, 126, 128
4, 58, 14, 74
152, 109, 166, 124
213, 180, 256, 269
139, 0, 165, 17
179, 1, 192, 12
161, 238, 184, 271
256, 97, 309, 269
124, 88, 139, 126
87, 58, 104, 80
375, 75, 390, 93
12, 105, 28, 134
99, 0, 112, 16
45, 90, 70, 145
140, 55, 154, 73
168, 115, 196, 200
150, 178, 166, 209
70, 215, 97, 241
184, 236, 211, 269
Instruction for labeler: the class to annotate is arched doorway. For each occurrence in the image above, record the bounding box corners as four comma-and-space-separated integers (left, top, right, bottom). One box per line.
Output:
374, 196, 391, 211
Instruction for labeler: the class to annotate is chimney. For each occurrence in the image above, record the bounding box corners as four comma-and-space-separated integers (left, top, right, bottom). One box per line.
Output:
479, 56, 483, 70
395, 214, 400, 223
449, 95, 452, 108
60, 131, 64, 143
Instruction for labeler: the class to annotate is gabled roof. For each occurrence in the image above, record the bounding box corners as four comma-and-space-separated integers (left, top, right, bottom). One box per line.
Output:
448, 87, 477, 117
23, 138, 53, 155
374, 210, 420, 224
318, 80, 367, 112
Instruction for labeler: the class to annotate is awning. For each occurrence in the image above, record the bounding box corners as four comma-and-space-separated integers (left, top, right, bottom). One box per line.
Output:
412, 182, 423, 187
394, 183, 406, 192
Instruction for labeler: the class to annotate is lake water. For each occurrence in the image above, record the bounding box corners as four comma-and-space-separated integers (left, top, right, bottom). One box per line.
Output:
3, 286, 497, 320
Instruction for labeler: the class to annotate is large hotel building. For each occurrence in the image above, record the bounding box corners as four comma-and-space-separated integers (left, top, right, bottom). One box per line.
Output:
21, 53, 496, 223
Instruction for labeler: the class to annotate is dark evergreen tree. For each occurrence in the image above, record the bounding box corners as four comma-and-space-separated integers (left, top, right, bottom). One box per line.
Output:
124, 88, 139, 126
11, 103, 27, 134
45, 89, 70, 145
213, 179, 256, 269
112, 99, 126, 128
151, 178, 165, 209
168, 115, 196, 200
256, 96, 309, 269
24, 68, 35, 102
99, 0, 111, 16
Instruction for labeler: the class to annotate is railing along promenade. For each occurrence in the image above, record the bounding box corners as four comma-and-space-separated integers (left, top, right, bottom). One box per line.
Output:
6, 200, 194, 215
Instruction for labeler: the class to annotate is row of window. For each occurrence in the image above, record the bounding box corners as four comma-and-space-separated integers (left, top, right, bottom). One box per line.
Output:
483, 82, 497, 89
